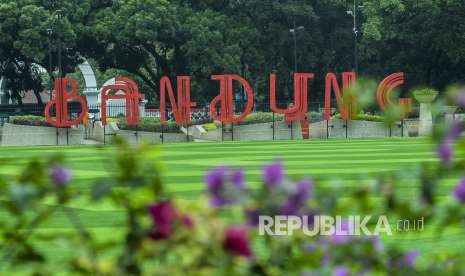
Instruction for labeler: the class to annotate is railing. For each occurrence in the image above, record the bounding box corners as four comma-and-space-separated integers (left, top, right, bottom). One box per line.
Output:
0, 101, 425, 141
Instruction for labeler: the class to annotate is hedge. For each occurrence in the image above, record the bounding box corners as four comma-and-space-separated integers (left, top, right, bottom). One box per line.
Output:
237, 112, 322, 125
332, 113, 384, 122
10, 115, 51, 127
114, 117, 182, 133
201, 112, 324, 131
236, 112, 283, 125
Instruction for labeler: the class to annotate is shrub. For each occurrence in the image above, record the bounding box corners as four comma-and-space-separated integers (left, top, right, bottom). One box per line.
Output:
332, 113, 384, 122
10, 115, 51, 127
115, 117, 182, 133
412, 88, 439, 103
203, 122, 219, 131
355, 113, 384, 122
237, 112, 284, 125
201, 112, 322, 130
191, 118, 214, 125
307, 111, 323, 118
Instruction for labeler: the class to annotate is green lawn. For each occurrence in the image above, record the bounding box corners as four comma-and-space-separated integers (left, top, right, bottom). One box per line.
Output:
1, 138, 464, 272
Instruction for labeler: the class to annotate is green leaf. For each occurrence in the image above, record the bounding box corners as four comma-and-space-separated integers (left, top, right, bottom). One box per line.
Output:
90, 181, 114, 201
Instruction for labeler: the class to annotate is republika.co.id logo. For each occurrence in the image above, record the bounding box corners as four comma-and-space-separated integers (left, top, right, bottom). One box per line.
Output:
258, 215, 424, 237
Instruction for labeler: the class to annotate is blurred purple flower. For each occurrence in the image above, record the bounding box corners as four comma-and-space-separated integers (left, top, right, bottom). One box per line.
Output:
333, 266, 350, 276
331, 219, 352, 245
453, 177, 465, 203
447, 121, 463, 140
403, 251, 419, 267
303, 243, 318, 253
263, 160, 284, 187
322, 251, 331, 265
49, 166, 72, 186
438, 121, 463, 166
245, 208, 260, 226
280, 179, 313, 215
437, 141, 452, 165
231, 170, 245, 189
455, 92, 465, 107
205, 166, 228, 191
205, 166, 244, 207
223, 225, 252, 257
371, 236, 384, 252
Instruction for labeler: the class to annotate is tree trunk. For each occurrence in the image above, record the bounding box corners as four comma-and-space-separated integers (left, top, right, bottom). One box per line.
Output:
12, 90, 22, 105
33, 89, 44, 105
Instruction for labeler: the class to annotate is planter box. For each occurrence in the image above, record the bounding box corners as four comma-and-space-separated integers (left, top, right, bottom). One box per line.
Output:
326, 119, 403, 138
117, 130, 191, 144
404, 119, 419, 137
89, 118, 414, 145
194, 119, 408, 141
1, 123, 84, 146
91, 122, 119, 143
194, 121, 302, 141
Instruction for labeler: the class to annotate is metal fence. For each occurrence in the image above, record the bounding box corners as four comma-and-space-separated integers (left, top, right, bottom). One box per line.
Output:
87, 103, 213, 122
0, 101, 429, 143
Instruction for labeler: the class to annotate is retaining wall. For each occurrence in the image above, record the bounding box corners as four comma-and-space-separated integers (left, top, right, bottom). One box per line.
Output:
91, 122, 190, 144
194, 119, 415, 141
1, 123, 84, 146
199, 121, 302, 141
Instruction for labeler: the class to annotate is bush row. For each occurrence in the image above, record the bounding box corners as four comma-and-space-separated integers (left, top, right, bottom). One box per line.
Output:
332, 113, 384, 122
202, 112, 325, 131
9, 113, 384, 132
113, 117, 183, 133
10, 115, 51, 127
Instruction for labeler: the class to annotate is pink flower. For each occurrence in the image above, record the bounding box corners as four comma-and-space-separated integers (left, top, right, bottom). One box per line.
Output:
223, 226, 252, 257
181, 214, 194, 227
148, 201, 193, 240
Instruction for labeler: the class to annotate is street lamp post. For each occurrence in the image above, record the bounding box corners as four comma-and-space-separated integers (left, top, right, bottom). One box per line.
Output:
347, 0, 363, 74
56, 9, 63, 78
289, 22, 304, 140
289, 21, 305, 74
47, 28, 53, 102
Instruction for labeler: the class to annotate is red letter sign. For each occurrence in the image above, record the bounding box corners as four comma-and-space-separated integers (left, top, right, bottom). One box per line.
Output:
160, 76, 196, 125
377, 72, 404, 110
324, 72, 356, 120
101, 76, 141, 126
377, 72, 411, 118
210, 75, 254, 123
269, 73, 314, 122
45, 78, 87, 127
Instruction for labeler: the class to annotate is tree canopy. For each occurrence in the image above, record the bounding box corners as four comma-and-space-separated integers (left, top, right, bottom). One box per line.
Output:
1, 0, 464, 104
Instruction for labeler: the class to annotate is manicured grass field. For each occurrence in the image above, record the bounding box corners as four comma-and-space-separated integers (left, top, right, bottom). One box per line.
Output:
1, 138, 464, 271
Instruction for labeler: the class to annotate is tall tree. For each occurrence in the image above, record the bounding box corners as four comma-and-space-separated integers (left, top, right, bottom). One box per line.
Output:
0, 0, 84, 103
360, 0, 465, 91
